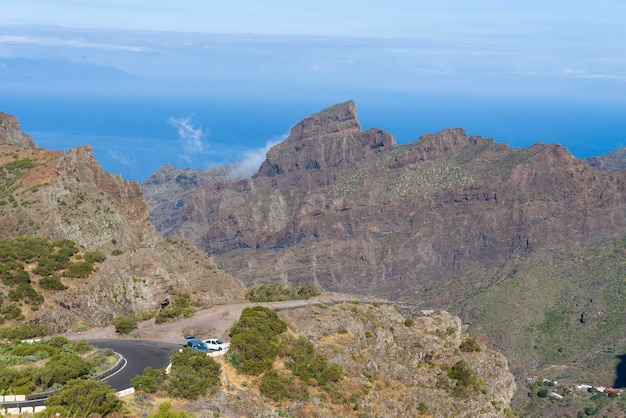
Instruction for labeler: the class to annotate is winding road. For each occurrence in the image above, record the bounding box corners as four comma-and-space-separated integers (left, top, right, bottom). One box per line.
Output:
1, 339, 179, 411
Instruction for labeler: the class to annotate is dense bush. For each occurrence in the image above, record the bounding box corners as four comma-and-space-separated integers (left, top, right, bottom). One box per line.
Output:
155, 293, 193, 324
37, 353, 93, 387
113, 315, 137, 334
39, 274, 67, 290
229, 306, 287, 375
447, 359, 481, 398
44, 379, 123, 416
0, 322, 51, 339
459, 337, 481, 353
245, 283, 323, 302
84, 251, 106, 263
131, 366, 167, 393
280, 336, 343, 387
62, 261, 94, 278
166, 348, 221, 400
259, 369, 305, 401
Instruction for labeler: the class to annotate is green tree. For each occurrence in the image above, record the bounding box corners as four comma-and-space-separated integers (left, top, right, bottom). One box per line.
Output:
45, 379, 123, 416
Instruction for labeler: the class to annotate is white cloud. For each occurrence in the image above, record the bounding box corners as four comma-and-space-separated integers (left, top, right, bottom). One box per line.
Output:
229, 135, 285, 179
107, 149, 135, 166
167, 116, 206, 156
0, 35, 147, 52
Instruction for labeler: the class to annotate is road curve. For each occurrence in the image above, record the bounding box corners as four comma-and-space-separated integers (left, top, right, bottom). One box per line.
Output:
90, 339, 180, 391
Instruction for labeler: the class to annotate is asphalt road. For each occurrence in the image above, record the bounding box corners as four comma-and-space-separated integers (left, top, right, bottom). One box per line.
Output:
1, 339, 179, 410
90, 339, 180, 391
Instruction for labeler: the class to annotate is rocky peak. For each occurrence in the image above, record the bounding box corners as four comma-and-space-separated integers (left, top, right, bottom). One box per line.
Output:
287, 100, 361, 142
0, 112, 37, 149
414, 127, 475, 160
257, 100, 395, 176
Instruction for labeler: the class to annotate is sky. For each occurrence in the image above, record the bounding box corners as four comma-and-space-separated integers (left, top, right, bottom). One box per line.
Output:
1, 2, 625, 181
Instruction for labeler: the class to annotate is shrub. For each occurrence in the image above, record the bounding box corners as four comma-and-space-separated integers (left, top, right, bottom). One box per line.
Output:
73, 339, 93, 354
245, 283, 323, 302
84, 251, 106, 263
259, 369, 305, 401
447, 359, 481, 398
459, 337, 481, 353
148, 401, 195, 418
404, 318, 414, 327
113, 315, 137, 334
111, 249, 123, 256
229, 306, 287, 375
280, 335, 343, 387
166, 348, 221, 400
39, 275, 67, 290
131, 367, 167, 393
62, 261, 93, 278
37, 353, 92, 388
45, 379, 123, 416
0, 322, 51, 339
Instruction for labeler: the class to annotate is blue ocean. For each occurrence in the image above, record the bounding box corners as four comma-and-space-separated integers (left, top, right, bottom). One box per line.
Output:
3, 92, 625, 182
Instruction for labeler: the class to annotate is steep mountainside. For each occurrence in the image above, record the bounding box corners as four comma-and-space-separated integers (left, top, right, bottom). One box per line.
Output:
0, 113, 245, 331
144, 101, 626, 307
584, 146, 626, 172
144, 101, 626, 394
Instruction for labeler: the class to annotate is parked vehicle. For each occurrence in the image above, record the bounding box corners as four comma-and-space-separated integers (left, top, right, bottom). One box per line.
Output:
202, 338, 230, 351
185, 338, 210, 353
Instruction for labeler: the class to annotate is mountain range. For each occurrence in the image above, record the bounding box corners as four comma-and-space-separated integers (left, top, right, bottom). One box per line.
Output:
2, 101, 626, 416
143, 101, 626, 409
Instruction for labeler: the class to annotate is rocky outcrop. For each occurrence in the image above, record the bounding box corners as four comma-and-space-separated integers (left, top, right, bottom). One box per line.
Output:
0, 112, 37, 149
0, 115, 246, 329
222, 304, 517, 417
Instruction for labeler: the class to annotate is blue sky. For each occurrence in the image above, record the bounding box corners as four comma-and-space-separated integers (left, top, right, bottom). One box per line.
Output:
1, 2, 625, 181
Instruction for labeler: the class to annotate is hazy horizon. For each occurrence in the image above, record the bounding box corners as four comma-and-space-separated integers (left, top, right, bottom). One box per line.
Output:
1, 2, 625, 181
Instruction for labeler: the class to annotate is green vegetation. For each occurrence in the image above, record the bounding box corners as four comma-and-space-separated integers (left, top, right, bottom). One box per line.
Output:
459, 337, 481, 353
447, 359, 482, 398
166, 348, 221, 400
113, 314, 138, 334
227, 306, 344, 403
155, 293, 193, 324
148, 401, 195, 418
42, 379, 123, 417
244, 282, 323, 302
131, 366, 167, 393
130, 349, 221, 402
0, 338, 118, 396
452, 234, 626, 391
229, 306, 287, 375
0, 236, 104, 325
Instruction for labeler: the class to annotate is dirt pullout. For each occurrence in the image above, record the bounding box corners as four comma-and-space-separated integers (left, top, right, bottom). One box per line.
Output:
65, 292, 365, 343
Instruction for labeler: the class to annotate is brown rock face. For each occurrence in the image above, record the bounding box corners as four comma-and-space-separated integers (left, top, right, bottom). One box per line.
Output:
0, 112, 37, 149
0, 115, 245, 329
144, 102, 626, 309
583, 146, 626, 172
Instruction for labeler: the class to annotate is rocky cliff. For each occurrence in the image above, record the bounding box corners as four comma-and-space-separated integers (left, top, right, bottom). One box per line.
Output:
0, 120, 245, 330
144, 101, 626, 308
584, 146, 626, 172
